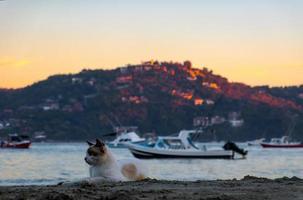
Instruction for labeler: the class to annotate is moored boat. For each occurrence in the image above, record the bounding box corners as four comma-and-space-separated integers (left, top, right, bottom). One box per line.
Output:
0, 134, 31, 149
33, 132, 47, 142
106, 126, 146, 148
261, 136, 303, 148
126, 130, 247, 159
247, 138, 266, 146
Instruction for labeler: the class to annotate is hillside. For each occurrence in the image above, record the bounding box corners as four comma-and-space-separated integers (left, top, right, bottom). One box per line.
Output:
0, 60, 303, 141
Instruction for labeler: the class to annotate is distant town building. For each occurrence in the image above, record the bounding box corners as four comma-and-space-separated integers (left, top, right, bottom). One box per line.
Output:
201, 82, 219, 90
211, 116, 226, 125
228, 112, 241, 120
205, 99, 215, 105
116, 75, 133, 84
228, 112, 244, 127
119, 67, 129, 74
187, 76, 197, 81
202, 82, 210, 87
194, 98, 204, 106
229, 119, 244, 127
209, 83, 219, 90
72, 77, 83, 84
122, 96, 149, 104
42, 99, 59, 111
87, 78, 96, 86
42, 103, 59, 111
193, 116, 211, 127
194, 116, 226, 126
171, 90, 193, 100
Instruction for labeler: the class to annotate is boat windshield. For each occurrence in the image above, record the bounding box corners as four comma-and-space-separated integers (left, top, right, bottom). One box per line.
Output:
187, 138, 199, 149
161, 139, 185, 149
118, 138, 131, 142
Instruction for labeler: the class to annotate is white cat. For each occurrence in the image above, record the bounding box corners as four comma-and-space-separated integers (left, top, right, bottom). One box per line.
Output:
84, 139, 147, 182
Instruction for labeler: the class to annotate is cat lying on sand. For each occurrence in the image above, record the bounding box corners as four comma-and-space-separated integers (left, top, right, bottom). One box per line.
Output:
85, 139, 147, 182
61, 139, 147, 185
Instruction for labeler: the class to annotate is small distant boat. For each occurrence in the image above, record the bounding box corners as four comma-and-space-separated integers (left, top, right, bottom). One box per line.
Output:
106, 126, 145, 148
126, 130, 247, 159
0, 134, 31, 149
261, 136, 303, 148
247, 138, 266, 146
34, 133, 47, 142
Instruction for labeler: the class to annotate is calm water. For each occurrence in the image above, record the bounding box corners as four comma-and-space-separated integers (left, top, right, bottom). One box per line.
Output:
0, 142, 302, 185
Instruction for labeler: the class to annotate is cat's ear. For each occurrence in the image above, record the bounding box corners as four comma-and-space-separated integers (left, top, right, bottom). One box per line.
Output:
95, 138, 105, 147
87, 141, 94, 146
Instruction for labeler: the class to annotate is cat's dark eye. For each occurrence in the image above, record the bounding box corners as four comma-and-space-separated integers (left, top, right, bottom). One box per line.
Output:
87, 150, 97, 156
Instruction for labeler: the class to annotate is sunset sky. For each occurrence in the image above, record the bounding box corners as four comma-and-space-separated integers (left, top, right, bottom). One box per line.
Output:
1, 0, 302, 88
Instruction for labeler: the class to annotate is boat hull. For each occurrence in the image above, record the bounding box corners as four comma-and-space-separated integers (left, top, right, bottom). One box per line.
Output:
0, 141, 31, 149
261, 143, 303, 148
127, 144, 234, 159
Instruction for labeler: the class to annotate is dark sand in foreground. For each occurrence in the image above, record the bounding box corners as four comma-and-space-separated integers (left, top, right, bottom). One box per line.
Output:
0, 176, 302, 200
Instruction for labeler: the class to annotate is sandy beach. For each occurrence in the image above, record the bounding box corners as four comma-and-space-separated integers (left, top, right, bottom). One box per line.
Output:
0, 176, 302, 200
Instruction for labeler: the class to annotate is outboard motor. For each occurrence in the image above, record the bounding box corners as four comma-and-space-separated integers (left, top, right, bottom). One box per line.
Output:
223, 141, 248, 157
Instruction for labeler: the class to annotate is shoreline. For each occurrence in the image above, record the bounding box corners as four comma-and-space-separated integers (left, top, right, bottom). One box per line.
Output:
0, 176, 302, 200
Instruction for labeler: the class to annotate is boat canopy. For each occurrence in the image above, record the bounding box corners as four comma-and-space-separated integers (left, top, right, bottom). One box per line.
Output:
118, 132, 143, 142
270, 136, 290, 144
155, 130, 200, 150
110, 131, 145, 145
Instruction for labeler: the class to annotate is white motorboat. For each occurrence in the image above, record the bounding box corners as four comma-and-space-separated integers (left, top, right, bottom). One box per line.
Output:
247, 138, 266, 146
126, 130, 239, 159
106, 127, 145, 148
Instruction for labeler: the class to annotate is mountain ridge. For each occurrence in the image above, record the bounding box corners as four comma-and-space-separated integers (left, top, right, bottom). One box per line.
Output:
0, 60, 303, 141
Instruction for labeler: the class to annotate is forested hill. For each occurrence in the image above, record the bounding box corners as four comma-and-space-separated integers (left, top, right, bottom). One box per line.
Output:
0, 60, 303, 141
